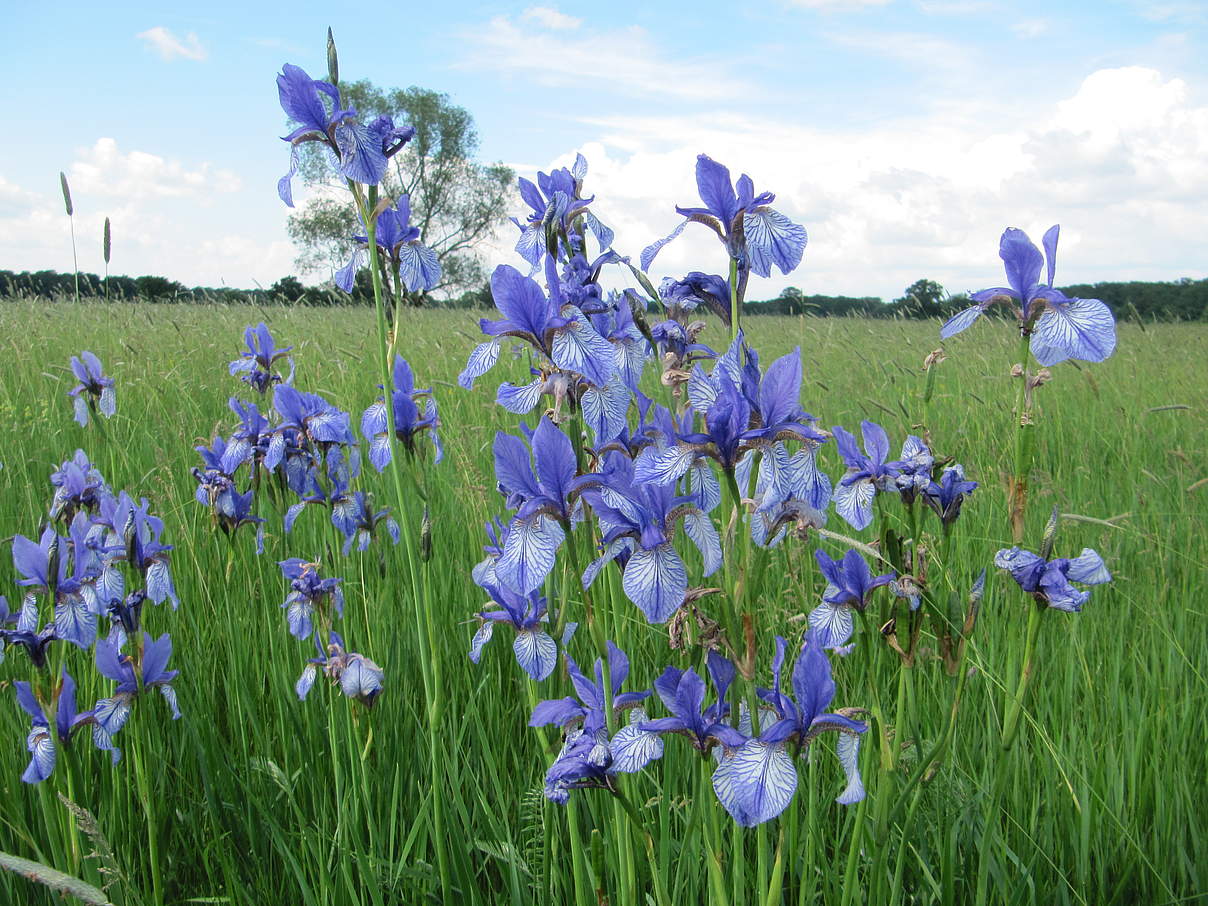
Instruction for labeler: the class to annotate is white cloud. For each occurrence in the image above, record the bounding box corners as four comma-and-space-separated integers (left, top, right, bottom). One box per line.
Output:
69, 138, 241, 202
916, 0, 993, 13
455, 16, 751, 102
1010, 18, 1049, 37
521, 6, 582, 30
484, 66, 1208, 301
136, 26, 207, 62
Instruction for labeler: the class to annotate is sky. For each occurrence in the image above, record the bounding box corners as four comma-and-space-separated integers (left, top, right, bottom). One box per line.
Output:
2, 0, 1206, 302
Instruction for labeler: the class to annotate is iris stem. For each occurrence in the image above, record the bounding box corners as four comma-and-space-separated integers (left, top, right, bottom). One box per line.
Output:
1008, 330, 1033, 543
729, 257, 740, 342
1000, 601, 1045, 750
355, 182, 451, 899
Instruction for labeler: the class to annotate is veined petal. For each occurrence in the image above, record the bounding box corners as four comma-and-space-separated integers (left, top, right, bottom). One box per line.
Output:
1030, 299, 1116, 366
497, 516, 565, 595
744, 208, 807, 278
99, 386, 116, 418
54, 596, 96, 649
712, 740, 797, 827
296, 664, 317, 701
22, 728, 56, 784
513, 629, 558, 682
552, 316, 615, 387
497, 379, 544, 414
468, 622, 495, 664
939, 304, 986, 339
458, 340, 501, 390
582, 537, 634, 590
634, 444, 696, 487
683, 510, 723, 576
397, 242, 442, 292
611, 709, 665, 773
833, 479, 875, 531
808, 601, 854, 649
580, 381, 630, 445
640, 219, 688, 272
834, 733, 865, 805
622, 544, 688, 624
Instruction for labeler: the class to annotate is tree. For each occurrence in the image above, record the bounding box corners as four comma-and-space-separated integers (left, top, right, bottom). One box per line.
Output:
287, 80, 514, 303
893, 279, 948, 318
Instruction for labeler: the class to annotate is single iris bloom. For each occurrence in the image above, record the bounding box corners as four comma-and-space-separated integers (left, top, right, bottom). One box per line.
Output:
712, 633, 866, 827
335, 196, 441, 295
941, 225, 1116, 366
994, 546, 1110, 612
230, 323, 294, 395
923, 464, 978, 527
14, 672, 96, 783
642, 154, 807, 280
361, 355, 442, 471
68, 351, 115, 427
276, 63, 414, 206
468, 582, 557, 682
808, 549, 896, 649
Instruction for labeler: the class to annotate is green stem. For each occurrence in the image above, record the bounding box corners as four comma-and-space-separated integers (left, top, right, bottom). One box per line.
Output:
1008, 330, 1032, 543
613, 791, 671, 906
729, 257, 740, 342
355, 182, 450, 898
1000, 602, 1045, 750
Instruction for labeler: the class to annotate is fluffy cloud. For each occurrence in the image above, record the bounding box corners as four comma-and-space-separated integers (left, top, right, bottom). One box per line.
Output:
136, 26, 207, 62
455, 15, 750, 102
488, 67, 1208, 301
521, 6, 582, 29
69, 138, 241, 201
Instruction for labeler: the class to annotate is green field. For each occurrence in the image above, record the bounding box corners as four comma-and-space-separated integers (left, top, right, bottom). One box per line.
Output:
0, 299, 1203, 905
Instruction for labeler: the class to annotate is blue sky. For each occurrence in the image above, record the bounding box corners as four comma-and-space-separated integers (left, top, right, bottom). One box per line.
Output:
2, 0, 1206, 301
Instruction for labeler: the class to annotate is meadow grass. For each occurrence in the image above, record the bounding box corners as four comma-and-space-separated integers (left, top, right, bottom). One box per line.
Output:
0, 298, 1203, 905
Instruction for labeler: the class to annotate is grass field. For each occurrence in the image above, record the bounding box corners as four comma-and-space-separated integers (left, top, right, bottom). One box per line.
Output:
0, 298, 1203, 905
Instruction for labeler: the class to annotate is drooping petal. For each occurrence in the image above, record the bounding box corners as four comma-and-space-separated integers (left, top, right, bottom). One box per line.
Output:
496, 515, 565, 595
622, 543, 688, 624
611, 709, 665, 773
808, 601, 854, 650
834, 733, 865, 805
551, 315, 616, 387
397, 242, 442, 292
513, 629, 558, 681
295, 664, 318, 701
459, 340, 501, 389
580, 381, 631, 445
683, 510, 723, 576
1029, 298, 1116, 366
744, 208, 807, 278
497, 379, 544, 415
1066, 549, 1111, 585
832, 479, 875, 531
640, 219, 689, 272
22, 728, 56, 784
712, 740, 798, 827
939, 304, 987, 339
633, 444, 696, 487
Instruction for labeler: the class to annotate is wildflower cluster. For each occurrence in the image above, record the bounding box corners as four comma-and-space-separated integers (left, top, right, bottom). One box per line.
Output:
5, 450, 180, 783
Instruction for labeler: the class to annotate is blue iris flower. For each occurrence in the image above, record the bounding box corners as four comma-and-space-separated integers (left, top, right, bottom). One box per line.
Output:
808, 549, 896, 649
923, 464, 978, 526
361, 355, 442, 471
14, 672, 97, 784
335, 196, 441, 294
512, 153, 613, 269
941, 225, 1116, 366
92, 632, 181, 755
640, 651, 747, 753
295, 631, 384, 708
279, 559, 344, 641
581, 451, 722, 624
530, 643, 659, 802
458, 264, 617, 391
491, 417, 593, 595
230, 323, 295, 395
276, 63, 415, 206
995, 546, 1110, 612
49, 450, 107, 522
712, 633, 866, 827
68, 352, 115, 427
831, 422, 931, 531
642, 154, 807, 281
468, 583, 557, 682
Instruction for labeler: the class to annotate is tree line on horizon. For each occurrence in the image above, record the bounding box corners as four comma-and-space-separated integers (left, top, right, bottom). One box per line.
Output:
2, 268, 1205, 321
